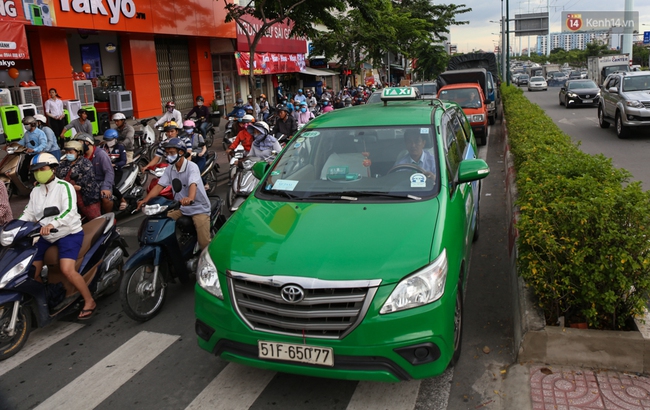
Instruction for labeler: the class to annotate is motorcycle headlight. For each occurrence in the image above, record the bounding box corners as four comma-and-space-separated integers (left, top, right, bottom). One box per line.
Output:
154, 168, 166, 178
0, 226, 20, 247
143, 204, 168, 216
196, 247, 222, 299
471, 114, 485, 122
0, 255, 32, 289
380, 249, 448, 314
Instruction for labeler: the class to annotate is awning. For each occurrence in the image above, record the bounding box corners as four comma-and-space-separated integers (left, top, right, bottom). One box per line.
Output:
302, 67, 337, 77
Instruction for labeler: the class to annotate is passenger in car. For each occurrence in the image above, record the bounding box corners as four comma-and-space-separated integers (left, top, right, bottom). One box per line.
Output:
394, 129, 436, 179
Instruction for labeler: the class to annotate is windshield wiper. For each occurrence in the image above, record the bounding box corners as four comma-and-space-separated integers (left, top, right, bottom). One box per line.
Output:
264, 189, 301, 200
304, 191, 422, 201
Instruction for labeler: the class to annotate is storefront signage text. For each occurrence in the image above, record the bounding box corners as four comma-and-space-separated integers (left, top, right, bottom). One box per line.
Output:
0, 0, 18, 18
59, 0, 136, 25
235, 51, 305, 75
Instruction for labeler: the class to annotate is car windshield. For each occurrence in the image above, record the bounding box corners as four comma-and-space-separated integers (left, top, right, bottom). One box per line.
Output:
530, 77, 545, 82
520, 75, 529, 79
259, 126, 440, 201
552, 72, 565, 78
603, 65, 629, 77
438, 88, 482, 108
568, 81, 597, 89
366, 92, 382, 104
413, 83, 438, 95
622, 76, 650, 92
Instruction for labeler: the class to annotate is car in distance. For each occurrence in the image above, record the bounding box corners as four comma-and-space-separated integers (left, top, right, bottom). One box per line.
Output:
194, 86, 490, 382
568, 71, 582, 80
516, 74, 529, 87
438, 83, 489, 146
559, 79, 600, 108
528, 76, 548, 91
598, 71, 650, 139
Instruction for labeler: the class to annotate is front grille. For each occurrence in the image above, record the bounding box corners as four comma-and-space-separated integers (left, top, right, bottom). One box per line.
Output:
642, 102, 650, 109
228, 271, 381, 339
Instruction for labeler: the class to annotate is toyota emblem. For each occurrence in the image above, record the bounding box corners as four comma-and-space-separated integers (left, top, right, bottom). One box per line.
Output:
281, 285, 305, 303
585, 95, 590, 98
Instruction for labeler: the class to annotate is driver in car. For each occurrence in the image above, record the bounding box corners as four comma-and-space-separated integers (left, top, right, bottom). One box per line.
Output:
394, 129, 436, 180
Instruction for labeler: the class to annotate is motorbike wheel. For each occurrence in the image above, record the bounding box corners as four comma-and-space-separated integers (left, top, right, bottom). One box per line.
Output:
226, 183, 236, 212
137, 157, 149, 186
205, 128, 215, 149
120, 262, 167, 322
0, 303, 31, 361
222, 131, 231, 152
205, 168, 219, 196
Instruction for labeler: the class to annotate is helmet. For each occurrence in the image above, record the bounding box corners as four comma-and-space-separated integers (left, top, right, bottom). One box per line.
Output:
77, 108, 87, 116
247, 94, 253, 99
247, 122, 269, 135
244, 104, 254, 111
322, 97, 330, 102
298, 89, 303, 93
195, 95, 204, 102
30, 153, 59, 171
22, 116, 36, 126
163, 121, 181, 131
183, 120, 195, 129
165, 101, 176, 108
34, 114, 47, 124
235, 98, 244, 105
344, 97, 352, 103
112, 112, 126, 121
260, 94, 266, 99
103, 129, 119, 140
162, 137, 186, 152
74, 132, 95, 145
235, 109, 246, 119
278, 105, 290, 113
64, 140, 84, 153
241, 114, 255, 123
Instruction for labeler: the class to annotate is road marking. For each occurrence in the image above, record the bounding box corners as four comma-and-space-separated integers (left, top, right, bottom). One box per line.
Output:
347, 379, 422, 410
0, 321, 84, 377
185, 363, 275, 410
34, 331, 179, 410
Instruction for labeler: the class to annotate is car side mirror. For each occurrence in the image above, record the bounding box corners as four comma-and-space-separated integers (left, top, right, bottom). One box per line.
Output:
608, 87, 618, 93
252, 161, 270, 180
458, 159, 490, 183
484, 99, 490, 105
560, 87, 565, 91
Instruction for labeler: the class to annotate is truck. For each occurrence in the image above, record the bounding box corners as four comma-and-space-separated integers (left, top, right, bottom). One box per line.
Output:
542, 64, 560, 80
527, 65, 543, 78
587, 54, 630, 85
446, 53, 500, 124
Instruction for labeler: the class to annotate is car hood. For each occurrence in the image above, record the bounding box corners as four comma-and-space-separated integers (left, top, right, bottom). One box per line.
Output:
623, 90, 650, 100
569, 88, 599, 95
210, 198, 440, 284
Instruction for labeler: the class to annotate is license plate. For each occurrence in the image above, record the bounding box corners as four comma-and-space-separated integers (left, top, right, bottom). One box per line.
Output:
582, 99, 593, 103
258, 341, 334, 366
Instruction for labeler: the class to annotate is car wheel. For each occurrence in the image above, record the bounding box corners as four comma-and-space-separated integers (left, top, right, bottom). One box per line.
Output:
615, 112, 629, 139
448, 289, 463, 368
598, 106, 610, 129
565, 97, 570, 109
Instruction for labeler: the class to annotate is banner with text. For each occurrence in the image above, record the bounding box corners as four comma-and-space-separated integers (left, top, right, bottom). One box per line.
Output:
0, 22, 29, 61
235, 52, 305, 75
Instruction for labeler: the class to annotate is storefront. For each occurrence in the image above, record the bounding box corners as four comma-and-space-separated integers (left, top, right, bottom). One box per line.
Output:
0, 0, 235, 119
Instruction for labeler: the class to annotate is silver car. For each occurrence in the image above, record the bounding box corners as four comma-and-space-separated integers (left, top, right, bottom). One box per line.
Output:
528, 76, 548, 91
598, 71, 650, 139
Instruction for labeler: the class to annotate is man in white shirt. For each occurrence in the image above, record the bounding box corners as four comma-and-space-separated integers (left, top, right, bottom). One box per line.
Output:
154, 101, 183, 127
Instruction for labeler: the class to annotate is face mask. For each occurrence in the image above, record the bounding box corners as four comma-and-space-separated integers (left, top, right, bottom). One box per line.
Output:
167, 107, 173, 113
300, 107, 307, 113
34, 169, 54, 184
166, 154, 179, 164
197, 101, 203, 106
66, 153, 77, 161
82, 143, 89, 153
106, 139, 116, 148
185, 128, 194, 134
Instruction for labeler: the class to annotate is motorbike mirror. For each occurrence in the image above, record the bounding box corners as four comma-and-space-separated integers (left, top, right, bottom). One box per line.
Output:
172, 178, 183, 194
41, 206, 60, 219
251, 161, 270, 180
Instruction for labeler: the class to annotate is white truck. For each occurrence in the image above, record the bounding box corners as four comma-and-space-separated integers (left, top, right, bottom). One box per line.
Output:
542, 64, 560, 80
587, 54, 630, 85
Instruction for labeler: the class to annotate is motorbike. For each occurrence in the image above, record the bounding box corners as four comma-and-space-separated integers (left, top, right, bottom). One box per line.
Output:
196, 150, 220, 196
226, 143, 280, 212
190, 117, 217, 149
120, 196, 226, 322
222, 117, 238, 151
0, 209, 128, 360
133, 117, 157, 151
146, 163, 174, 200
0, 143, 34, 198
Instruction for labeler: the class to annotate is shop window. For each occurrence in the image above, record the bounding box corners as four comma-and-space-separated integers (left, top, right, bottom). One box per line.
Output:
80, 43, 103, 79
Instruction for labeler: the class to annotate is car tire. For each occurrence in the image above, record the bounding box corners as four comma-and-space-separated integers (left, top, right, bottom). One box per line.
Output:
565, 97, 570, 109
488, 116, 495, 125
598, 106, 610, 129
448, 288, 464, 368
615, 111, 629, 139
559, 95, 563, 106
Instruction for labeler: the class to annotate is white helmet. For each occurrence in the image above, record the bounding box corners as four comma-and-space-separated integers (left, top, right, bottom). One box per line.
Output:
34, 114, 47, 124
112, 112, 127, 121
256, 121, 270, 132
241, 114, 255, 123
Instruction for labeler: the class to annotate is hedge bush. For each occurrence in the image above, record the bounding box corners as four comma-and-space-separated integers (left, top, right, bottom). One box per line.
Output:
502, 85, 650, 330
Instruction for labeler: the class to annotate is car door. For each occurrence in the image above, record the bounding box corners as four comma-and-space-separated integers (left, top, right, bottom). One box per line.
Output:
603, 76, 618, 117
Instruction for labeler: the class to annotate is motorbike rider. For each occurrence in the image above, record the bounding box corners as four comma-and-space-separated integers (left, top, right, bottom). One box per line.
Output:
271, 105, 297, 139
293, 89, 307, 104
320, 97, 334, 113
333, 96, 344, 109
154, 101, 183, 128
112, 113, 135, 163
226, 114, 255, 157
18, 116, 48, 155
183, 120, 207, 172
34, 114, 60, 160
293, 101, 314, 125
185, 96, 211, 138
102, 129, 128, 211
258, 94, 270, 121
137, 138, 211, 250
226, 98, 245, 118
58, 140, 102, 220
248, 122, 281, 161
19, 153, 96, 320
60, 109, 92, 140
306, 90, 318, 113
247, 94, 260, 119
74, 133, 115, 214
143, 121, 192, 171
343, 96, 353, 108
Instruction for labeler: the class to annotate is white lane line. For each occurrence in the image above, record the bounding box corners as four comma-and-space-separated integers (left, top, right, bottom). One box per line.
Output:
346, 379, 422, 410
35, 331, 179, 410
0, 321, 84, 377
185, 362, 275, 410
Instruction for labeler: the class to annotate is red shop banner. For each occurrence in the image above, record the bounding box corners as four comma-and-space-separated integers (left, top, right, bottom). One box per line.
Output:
0, 22, 29, 60
235, 52, 305, 75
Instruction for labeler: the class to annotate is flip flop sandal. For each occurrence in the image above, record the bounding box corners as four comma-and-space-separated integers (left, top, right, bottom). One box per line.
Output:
78, 307, 96, 320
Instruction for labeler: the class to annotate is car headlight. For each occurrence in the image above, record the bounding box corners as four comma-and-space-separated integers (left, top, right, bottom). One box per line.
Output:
0, 255, 32, 289
380, 249, 448, 314
0, 227, 20, 247
143, 204, 168, 216
488, 101, 495, 110
567, 92, 577, 98
471, 114, 485, 122
196, 247, 222, 299
626, 100, 644, 108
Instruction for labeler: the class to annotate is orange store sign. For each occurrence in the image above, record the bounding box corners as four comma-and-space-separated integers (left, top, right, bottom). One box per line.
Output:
59, 0, 136, 25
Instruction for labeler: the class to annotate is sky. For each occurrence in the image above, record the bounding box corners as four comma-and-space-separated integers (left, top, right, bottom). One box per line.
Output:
448, 0, 650, 54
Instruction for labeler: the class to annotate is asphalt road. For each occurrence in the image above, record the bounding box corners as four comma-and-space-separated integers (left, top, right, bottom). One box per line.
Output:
0, 122, 516, 410
520, 85, 650, 190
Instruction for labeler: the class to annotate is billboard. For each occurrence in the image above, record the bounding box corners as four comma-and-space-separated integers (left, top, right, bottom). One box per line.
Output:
562, 11, 639, 33
514, 13, 549, 37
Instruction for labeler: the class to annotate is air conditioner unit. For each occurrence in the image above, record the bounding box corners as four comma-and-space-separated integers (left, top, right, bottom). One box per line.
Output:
0, 89, 12, 106
74, 80, 94, 105
10, 86, 44, 115
109, 90, 133, 117
18, 103, 37, 120
63, 100, 82, 121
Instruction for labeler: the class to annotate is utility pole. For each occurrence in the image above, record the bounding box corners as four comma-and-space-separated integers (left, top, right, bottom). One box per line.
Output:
506, 0, 510, 85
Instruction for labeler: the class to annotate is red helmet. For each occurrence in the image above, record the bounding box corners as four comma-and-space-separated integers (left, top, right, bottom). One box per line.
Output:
165, 101, 175, 108
27, 81, 36, 87
19, 81, 29, 87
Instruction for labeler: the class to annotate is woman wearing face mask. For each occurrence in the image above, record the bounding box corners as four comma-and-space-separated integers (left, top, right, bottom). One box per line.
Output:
102, 129, 127, 211
154, 101, 183, 128
320, 97, 334, 113
20, 153, 96, 319
57, 141, 102, 220
293, 101, 314, 125
247, 121, 281, 161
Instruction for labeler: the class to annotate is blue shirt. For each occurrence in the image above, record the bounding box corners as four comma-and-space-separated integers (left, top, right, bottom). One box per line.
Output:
40, 126, 58, 153
294, 94, 307, 104
90, 147, 115, 191
19, 128, 48, 153
394, 150, 437, 175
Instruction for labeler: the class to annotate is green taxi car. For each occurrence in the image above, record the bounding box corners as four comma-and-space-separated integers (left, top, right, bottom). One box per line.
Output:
195, 87, 490, 382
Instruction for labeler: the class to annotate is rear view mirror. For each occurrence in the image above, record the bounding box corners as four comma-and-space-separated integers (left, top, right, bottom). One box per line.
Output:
458, 159, 490, 183
484, 99, 490, 105
42, 207, 60, 219
252, 161, 270, 180
608, 87, 618, 93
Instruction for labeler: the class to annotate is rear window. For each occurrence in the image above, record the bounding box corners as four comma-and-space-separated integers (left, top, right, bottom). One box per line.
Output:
413, 83, 438, 95
530, 77, 545, 82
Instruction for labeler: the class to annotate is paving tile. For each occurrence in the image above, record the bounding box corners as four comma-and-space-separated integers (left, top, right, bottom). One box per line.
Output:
530, 367, 605, 409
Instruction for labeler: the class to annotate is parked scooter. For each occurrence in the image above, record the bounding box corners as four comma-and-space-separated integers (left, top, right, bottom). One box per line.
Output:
0, 209, 128, 360
0, 143, 34, 198
120, 196, 226, 322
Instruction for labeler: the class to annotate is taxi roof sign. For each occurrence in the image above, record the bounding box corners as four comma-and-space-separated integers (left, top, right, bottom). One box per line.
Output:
381, 87, 420, 100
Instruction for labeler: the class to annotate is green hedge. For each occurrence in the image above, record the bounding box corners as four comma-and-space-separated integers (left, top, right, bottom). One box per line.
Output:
502, 85, 650, 330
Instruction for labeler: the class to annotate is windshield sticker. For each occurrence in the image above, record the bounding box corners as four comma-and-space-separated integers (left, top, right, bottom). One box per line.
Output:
410, 173, 427, 188
271, 170, 281, 176
296, 137, 305, 143
294, 142, 302, 149
420, 128, 429, 134
272, 179, 299, 191
301, 131, 320, 138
